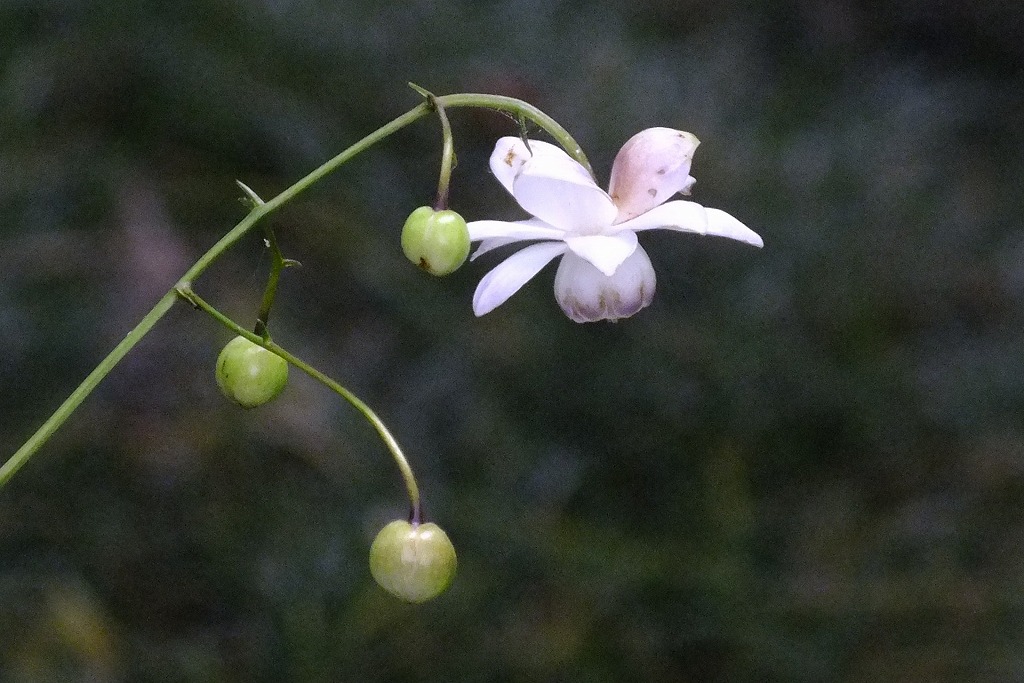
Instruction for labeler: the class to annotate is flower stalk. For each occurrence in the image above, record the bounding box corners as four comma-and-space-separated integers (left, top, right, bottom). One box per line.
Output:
432, 95, 455, 210
1, 90, 590, 489
238, 182, 299, 339
175, 285, 423, 520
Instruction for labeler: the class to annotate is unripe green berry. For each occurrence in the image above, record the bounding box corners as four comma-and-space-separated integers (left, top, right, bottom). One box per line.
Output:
215, 335, 288, 408
401, 206, 470, 276
369, 519, 457, 603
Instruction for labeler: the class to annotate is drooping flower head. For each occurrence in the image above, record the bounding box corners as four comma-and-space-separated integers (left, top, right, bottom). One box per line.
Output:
467, 128, 762, 322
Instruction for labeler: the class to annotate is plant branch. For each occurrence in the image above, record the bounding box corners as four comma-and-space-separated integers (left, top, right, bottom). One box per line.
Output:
2, 90, 588, 488
176, 285, 422, 519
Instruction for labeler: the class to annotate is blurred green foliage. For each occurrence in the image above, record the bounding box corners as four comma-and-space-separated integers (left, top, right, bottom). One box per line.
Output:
2, 0, 1023, 680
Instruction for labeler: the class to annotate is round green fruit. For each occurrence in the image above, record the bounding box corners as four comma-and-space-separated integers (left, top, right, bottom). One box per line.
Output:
215, 335, 289, 408
401, 206, 470, 276
369, 519, 457, 603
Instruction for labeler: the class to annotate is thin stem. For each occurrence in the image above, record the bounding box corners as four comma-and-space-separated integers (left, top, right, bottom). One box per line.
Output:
255, 224, 287, 338
176, 285, 422, 520
0, 106, 429, 487
237, 181, 283, 337
437, 93, 593, 177
431, 95, 455, 209
178, 101, 438, 288
2, 90, 588, 488
0, 291, 178, 486
182, 94, 589, 285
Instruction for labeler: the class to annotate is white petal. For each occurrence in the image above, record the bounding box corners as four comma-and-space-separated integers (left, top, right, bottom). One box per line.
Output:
468, 216, 565, 242
554, 246, 656, 323
706, 208, 764, 248
511, 155, 617, 234
614, 201, 763, 248
563, 231, 638, 277
472, 242, 567, 316
467, 217, 565, 242
466, 217, 566, 261
613, 200, 709, 235
608, 128, 700, 222
487, 136, 616, 232
488, 137, 585, 197
471, 237, 520, 261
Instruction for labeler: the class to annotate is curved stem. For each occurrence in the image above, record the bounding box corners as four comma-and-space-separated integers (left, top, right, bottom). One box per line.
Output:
2, 90, 587, 488
437, 93, 593, 177
432, 96, 455, 210
177, 285, 421, 519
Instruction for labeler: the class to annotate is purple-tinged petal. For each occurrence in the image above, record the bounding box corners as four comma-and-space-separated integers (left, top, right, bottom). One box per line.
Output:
472, 242, 567, 316
563, 231, 638, 277
609, 128, 700, 222
554, 246, 656, 323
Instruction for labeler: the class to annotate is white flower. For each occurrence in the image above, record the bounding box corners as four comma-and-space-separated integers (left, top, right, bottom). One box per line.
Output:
467, 128, 763, 322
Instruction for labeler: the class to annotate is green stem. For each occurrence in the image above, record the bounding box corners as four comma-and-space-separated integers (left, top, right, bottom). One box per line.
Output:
254, 224, 284, 338
438, 93, 592, 176
2, 91, 588, 488
0, 292, 177, 486
236, 181, 285, 338
431, 95, 455, 209
176, 285, 421, 520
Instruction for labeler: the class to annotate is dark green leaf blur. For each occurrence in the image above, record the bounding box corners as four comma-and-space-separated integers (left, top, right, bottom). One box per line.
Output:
2, 1, 1022, 680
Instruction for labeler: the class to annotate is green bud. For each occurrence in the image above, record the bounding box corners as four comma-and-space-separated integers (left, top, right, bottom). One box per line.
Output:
215, 335, 289, 408
369, 519, 457, 603
401, 206, 470, 276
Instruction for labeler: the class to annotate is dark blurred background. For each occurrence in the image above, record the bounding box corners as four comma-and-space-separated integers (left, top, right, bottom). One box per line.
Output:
2, 0, 1023, 680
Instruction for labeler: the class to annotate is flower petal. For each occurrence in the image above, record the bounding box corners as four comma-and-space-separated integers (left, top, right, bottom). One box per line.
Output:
564, 231, 638, 277
608, 128, 701, 222
512, 162, 618, 233
471, 237, 520, 261
466, 217, 565, 242
613, 200, 709, 234
488, 136, 617, 232
705, 208, 764, 247
614, 201, 763, 247
467, 217, 566, 261
472, 242, 567, 316
554, 246, 656, 323
488, 137, 586, 197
